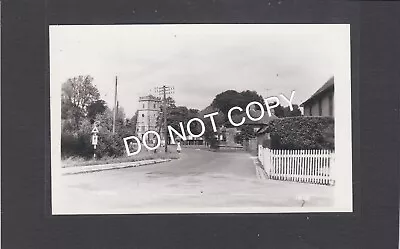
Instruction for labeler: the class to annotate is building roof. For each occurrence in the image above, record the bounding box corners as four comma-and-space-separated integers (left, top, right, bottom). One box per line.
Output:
224, 109, 278, 127
139, 94, 161, 102
300, 76, 334, 107
256, 125, 269, 135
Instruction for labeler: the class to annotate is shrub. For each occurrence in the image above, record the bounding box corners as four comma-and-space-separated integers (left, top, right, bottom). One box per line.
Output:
61, 118, 132, 159
267, 116, 334, 150
95, 130, 127, 158
61, 132, 79, 158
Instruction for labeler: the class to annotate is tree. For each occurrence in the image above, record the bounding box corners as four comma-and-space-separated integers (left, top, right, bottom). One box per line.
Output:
273, 104, 302, 118
95, 108, 114, 132
211, 90, 265, 120
187, 108, 201, 134
236, 125, 257, 143
61, 75, 100, 128
155, 97, 190, 139
188, 108, 199, 118
156, 105, 192, 138
94, 106, 126, 132
61, 75, 100, 116
116, 106, 126, 125
283, 104, 302, 117
273, 103, 285, 117
87, 99, 107, 120
211, 90, 238, 116
166, 96, 176, 108
129, 111, 139, 135
198, 105, 226, 149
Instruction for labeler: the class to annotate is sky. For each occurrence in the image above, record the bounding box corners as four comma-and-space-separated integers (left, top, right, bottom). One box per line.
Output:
50, 24, 350, 118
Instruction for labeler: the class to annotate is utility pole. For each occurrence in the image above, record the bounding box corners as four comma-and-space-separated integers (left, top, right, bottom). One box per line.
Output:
148, 98, 151, 144
112, 76, 118, 134
163, 86, 167, 152
155, 85, 174, 152
116, 101, 119, 117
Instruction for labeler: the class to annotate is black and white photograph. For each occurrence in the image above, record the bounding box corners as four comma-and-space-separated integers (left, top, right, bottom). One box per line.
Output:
50, 24, 352, 214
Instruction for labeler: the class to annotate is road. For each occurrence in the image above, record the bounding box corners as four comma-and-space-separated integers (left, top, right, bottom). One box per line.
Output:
53, 148, 333, 214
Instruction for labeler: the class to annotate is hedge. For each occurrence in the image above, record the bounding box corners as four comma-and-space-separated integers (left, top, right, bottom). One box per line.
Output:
266, 116, 334, 150
61, 119, 132, 159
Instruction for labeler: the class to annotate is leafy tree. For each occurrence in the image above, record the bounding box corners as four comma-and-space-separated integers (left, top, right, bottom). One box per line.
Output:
87, 99, 107, 120
129, 111, 139, 135
95, 108, 114, 132
166, 96, 176, 108
61, 75, 100, 116
61, 75, 100, 128
168, 106, 189, 130
273, 103, 302, 118
187, 108, 201, 135
211, 90, 265, 120
188, 108, 199, 118
283, 104, 302, 117
115, 106, 126, 127
155, 98, 195, 140
156, 105, 199, 142
198, 105, 226, 149
94, 106, 126, 132
273, 103, 285, 117
234, 125, 257, 144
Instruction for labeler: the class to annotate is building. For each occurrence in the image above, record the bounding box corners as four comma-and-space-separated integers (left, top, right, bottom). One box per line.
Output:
301, 76, 334, 117
221, 106, 278, 152
181, 135, 204, 146
136, 95, 161, 142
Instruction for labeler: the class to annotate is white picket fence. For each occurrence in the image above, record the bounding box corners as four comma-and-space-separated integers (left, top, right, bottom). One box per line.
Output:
258, 145, 335, 185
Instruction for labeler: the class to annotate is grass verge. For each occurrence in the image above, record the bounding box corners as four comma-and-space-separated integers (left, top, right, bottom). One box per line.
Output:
62, 151, 180, 168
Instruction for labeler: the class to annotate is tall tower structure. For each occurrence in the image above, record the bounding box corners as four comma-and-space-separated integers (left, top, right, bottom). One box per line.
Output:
136, 95, 161, 142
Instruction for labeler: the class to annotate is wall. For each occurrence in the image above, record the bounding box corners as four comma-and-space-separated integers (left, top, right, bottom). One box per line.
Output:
303, 90, 334, 117
136, 98, 161, 140
141, 100, 160, 110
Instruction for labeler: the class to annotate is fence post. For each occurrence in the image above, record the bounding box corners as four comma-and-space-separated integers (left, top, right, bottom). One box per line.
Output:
329, 151, 335, 185
265, 148, 270, 178
325, 150, 329, 185
268, 149, 273, 179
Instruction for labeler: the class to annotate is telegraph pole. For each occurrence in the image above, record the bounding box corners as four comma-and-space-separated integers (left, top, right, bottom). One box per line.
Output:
163, 86, 167, 152
155, 85, 174, 153
116, 101, 119, 117
112, 76, 118, 134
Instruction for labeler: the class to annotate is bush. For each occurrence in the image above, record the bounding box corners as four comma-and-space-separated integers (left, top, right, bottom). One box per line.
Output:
61, 132, 80, 158
61, 118, 132, 159
267, 116, 334, 150
95, 130, 127, 158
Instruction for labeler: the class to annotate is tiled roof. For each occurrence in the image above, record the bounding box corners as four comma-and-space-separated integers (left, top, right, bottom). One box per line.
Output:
300, 76, 334, 106
256, 126, 269, 135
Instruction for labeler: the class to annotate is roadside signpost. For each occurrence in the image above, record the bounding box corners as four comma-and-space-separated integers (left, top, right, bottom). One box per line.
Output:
91, 124, 99, 159
91, 126, 99, 134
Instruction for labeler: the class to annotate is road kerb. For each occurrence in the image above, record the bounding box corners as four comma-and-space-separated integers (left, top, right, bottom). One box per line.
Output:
62, 159, 172, 175
250, 156, 268, 180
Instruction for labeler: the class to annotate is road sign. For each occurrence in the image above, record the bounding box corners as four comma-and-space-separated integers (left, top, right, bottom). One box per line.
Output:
92, 134, 98, 145
91, 126, 99, 133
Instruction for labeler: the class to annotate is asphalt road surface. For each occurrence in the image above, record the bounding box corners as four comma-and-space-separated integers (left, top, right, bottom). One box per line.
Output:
53, 148, 332, 214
